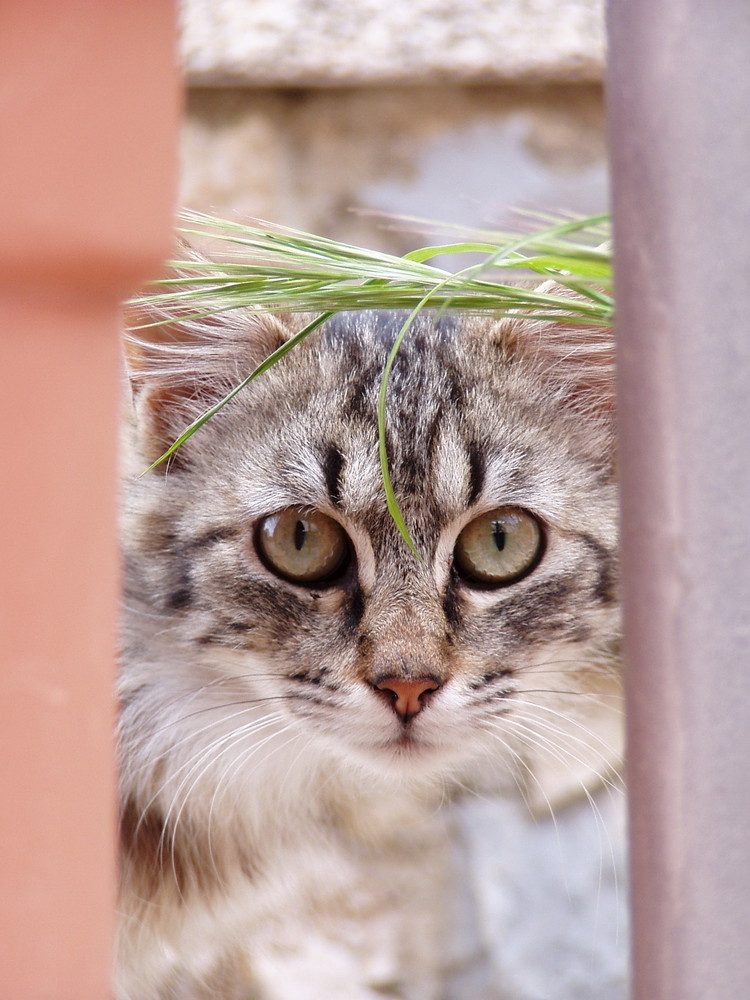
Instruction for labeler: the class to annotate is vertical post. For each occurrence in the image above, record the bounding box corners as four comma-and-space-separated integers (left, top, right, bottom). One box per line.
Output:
0, 4, 179, 997
607, 2, 750, 999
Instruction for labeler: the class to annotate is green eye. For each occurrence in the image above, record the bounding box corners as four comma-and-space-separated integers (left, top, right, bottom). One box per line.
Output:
454, 507, 544, 585
257, 508, 350, 584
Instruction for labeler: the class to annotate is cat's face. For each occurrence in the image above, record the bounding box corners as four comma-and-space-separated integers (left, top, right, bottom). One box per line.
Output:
123, 307, 619, 790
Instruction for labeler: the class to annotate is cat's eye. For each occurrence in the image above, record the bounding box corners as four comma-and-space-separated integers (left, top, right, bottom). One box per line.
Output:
453, 507, 543, 586
257, 508, 350, 585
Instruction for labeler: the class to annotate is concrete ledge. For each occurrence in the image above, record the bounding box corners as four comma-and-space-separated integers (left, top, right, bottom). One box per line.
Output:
182, 0, 605, 86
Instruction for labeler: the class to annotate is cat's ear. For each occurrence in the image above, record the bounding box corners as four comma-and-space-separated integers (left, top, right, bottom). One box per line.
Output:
499, 281, 615, 415
123, 299, 292, 469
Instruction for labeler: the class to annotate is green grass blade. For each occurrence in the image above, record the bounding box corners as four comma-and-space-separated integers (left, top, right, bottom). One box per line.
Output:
377, 305, 427, 559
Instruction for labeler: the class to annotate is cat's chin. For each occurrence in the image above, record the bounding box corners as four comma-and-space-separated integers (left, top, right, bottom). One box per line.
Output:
378, 732, 431, 760
346, 732, 472, 784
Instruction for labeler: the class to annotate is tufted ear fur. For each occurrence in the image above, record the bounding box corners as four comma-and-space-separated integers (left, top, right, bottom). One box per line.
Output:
123, 301, 292, 469
498, 281, 615, 417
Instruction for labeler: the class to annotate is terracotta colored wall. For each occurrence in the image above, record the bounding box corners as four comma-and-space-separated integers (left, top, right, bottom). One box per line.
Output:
0, 4, 179, 997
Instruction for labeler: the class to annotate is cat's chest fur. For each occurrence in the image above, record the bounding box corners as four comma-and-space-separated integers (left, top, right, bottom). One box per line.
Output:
118, 305, 619, 998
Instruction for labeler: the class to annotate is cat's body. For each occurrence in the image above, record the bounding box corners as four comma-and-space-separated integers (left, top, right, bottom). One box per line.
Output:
119, 302, 620, 999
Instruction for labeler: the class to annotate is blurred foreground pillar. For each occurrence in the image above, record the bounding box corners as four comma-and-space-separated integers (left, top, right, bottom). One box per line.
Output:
607, 2, 750, 999
0, 4, 179, 997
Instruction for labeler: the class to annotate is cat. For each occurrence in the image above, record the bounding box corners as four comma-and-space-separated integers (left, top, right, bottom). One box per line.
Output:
118, 293, 620, 999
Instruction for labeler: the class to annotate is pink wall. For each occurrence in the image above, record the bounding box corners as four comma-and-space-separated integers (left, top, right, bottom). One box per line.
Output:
0, 4, 180, 996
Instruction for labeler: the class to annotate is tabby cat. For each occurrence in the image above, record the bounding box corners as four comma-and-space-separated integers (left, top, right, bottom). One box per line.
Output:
118, 292, 620, 999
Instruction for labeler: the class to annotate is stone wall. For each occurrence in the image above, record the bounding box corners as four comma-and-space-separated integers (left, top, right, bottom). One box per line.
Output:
181, 85, 609, 256
182, 0, 605, 86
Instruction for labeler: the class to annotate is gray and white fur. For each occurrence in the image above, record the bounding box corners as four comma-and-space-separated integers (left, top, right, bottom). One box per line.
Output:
118, 295, 620, 999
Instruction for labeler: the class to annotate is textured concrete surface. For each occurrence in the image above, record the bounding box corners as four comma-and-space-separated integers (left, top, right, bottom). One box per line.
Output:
181, 0, 606, 86
450, 791, 628, 1000
181, 86, 608, 255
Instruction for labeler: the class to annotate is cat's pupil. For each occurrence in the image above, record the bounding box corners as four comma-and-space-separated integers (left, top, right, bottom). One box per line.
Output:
491, 521, 506, 552
294, 519, 307, 551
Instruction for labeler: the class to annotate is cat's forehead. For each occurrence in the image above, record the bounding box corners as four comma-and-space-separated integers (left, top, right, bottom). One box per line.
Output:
236, 311, 486, 490
224, 312, 593, 537
279, 310, 489, 415
318, 309, 459, 353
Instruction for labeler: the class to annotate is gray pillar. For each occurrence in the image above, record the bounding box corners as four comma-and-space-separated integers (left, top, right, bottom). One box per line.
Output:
606, 2, 750, 998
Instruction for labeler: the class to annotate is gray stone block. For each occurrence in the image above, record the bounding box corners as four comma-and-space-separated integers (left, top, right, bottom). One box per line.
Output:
452, 792, 628, 1000
182, 0, 605, 86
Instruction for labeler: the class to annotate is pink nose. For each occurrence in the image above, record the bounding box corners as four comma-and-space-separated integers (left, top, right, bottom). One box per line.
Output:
374, 677, 440, 719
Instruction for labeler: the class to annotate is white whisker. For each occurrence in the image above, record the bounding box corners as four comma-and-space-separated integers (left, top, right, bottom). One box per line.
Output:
510, 696, 624, 770
486, 716, 621, 926
134, 712, 287, 849
161, 717, 293, 890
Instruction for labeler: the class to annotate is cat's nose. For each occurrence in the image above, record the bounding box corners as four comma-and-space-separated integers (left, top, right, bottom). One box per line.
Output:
374, 677, 440, 719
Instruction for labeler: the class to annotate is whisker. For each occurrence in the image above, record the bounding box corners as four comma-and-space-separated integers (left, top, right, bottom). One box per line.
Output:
124, 671, 293, 719
134, 713, 287, 845
486, 718, 621, 919
204, 727, 303, 887
486, 715, 620, 803
149, 695, 295, 736
493, 712, 622, 793
128, 702, 288, 776
479, 734, 561, 835
513, 687, 624, 704
509, 696, 624, 765
160, 718, 292, 889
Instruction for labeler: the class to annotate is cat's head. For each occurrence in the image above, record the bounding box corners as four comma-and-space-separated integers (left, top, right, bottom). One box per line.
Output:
122, 296, 620, 798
